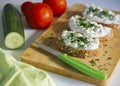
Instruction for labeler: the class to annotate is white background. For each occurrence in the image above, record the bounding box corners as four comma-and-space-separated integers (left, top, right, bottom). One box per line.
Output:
0, 0, 120, 86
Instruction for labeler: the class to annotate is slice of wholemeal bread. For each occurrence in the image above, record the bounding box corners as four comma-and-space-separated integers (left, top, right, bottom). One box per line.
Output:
57, 39, 102, 58
56, 30, 102, 58
82, 4, 120, 29
68, 15, 113, 42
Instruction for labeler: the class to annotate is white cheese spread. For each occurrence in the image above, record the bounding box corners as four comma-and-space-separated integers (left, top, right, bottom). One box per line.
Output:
61, 30, 100, 50
69, 15, 111, 38
82, 4, 120, 26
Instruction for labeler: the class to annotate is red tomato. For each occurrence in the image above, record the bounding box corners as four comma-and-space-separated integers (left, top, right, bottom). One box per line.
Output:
21, 1, 32, 15
25, 3, 53, 29
43, 0, 67, 16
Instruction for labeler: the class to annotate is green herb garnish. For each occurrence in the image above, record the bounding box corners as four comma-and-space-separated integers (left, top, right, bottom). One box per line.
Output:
98, 10, 114, 19
78, 17, 96, 29
87, 7, 99, 14
68, 32, 90, 48
89, 60, 96, 66
86, 6, 114, 19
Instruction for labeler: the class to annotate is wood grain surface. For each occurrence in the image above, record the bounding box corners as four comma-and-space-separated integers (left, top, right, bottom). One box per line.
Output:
21, 4, 120, 86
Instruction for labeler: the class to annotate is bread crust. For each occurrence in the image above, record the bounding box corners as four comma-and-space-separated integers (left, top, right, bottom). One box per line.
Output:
56, 38, 102, 58
98, 22, 120, 29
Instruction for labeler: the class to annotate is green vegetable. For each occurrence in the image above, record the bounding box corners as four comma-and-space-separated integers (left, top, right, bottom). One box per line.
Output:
58, 54, 107, 80
2, 3, 25, 49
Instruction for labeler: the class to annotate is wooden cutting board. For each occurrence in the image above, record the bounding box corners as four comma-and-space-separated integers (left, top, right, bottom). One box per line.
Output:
21, 4, 120, 86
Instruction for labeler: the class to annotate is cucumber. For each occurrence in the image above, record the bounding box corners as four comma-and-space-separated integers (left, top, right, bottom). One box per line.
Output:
2, 3, 25, 49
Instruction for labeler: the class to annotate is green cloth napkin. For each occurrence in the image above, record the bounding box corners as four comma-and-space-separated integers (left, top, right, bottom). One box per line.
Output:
0, 48, 56, 86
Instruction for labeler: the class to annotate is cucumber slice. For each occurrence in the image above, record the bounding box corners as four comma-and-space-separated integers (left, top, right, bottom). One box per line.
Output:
5, 32, 24, 49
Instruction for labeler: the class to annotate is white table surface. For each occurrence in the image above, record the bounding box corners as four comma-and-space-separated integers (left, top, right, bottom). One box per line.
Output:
0, 0, 120, 86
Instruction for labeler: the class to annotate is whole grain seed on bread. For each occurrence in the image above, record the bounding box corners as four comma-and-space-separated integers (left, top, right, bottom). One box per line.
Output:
56, 30, 102, 58
82, 4, 120, 29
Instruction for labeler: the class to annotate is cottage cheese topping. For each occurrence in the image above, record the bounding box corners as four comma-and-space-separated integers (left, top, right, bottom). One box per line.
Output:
82, 4, 120, 25
69, 15, 111, 38
61, 30, 100, 50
